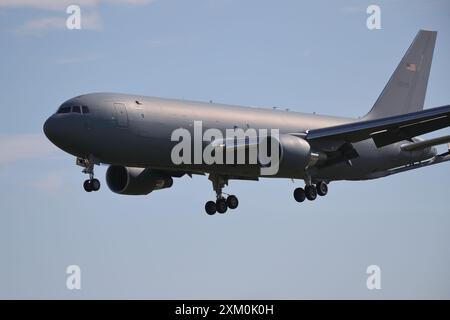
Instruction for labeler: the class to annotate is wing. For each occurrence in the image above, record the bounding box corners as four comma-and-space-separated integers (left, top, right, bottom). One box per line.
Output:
306, 104, 450, 148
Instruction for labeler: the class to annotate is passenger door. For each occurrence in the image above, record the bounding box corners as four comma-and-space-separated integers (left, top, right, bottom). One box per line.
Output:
113, 103, 129, 127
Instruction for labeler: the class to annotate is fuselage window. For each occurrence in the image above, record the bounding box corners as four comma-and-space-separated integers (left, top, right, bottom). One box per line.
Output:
82, 106, 90, 114
72, 105, 81, 113
58, 106, 71, 114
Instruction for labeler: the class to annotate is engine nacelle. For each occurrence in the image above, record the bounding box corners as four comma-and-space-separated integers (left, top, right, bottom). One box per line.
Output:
261, 134, 325, 176
106, 166, 173, 195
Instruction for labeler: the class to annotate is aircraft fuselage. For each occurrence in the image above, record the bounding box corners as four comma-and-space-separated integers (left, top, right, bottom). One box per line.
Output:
43, 92, 435, 182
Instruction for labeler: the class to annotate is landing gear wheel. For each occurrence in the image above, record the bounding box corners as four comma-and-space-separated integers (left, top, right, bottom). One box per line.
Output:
91, 179, 101, 191
83, 179, 93, 192
316, 181, 328, 196
216, 198, 228, 214
205, 201, 217, 215
226, 195, 239, 209
305, 185, 317, 201
293, 187, 306, 202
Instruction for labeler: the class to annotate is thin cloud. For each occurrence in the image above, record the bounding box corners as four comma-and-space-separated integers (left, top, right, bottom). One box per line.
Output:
79, 11, 103, 30
54, 53, 102, 65
0, 133, 58, 165
341, 4, 366, 15
0, 0, 99, 11
15, 16, 66, 33
15, 11, 102, 34
27, 171, 66, 193
2, 0, 156, 34
0, 0, 156, 11
145, 39, 164, 48
111, 0, 156, 5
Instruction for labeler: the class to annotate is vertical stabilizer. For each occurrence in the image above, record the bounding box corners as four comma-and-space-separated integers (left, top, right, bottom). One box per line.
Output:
363, 30, 437, 120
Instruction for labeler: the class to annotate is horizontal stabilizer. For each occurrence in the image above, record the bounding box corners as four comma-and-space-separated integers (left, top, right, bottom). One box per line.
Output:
401, 135, 450, 151
366, 150, 450, 179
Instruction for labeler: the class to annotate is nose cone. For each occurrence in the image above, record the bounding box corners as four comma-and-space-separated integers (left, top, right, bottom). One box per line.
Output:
43, 113, 90, 156
43, 116, 58, 145
43, 115, 72, 149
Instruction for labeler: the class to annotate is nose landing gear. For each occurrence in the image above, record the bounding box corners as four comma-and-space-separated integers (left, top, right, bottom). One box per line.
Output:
77, 157, 101, 193
83, 178, 100, 192
204, 174, 239, 215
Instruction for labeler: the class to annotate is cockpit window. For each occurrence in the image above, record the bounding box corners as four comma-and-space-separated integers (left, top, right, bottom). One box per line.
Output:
57, 106, 71, 114
57, 104, 90, 114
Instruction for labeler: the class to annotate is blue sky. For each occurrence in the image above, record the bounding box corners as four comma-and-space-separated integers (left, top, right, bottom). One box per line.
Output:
1, 0, 450, 299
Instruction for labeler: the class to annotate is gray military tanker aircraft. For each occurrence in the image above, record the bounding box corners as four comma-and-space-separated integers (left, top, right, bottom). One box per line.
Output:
44, 30, 450, 215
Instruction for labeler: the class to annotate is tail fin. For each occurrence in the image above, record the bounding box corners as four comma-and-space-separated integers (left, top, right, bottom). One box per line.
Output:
362, 30, 437, 120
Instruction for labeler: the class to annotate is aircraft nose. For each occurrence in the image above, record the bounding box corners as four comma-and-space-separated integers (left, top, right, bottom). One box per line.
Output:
43, 116, 57, 143
43, 112, 90, 155
43, 115, 67, 147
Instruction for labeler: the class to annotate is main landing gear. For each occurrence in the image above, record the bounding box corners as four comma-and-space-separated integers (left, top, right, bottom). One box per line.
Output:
205, 175, 239, 215
77, 157, 101, 193
293, 181, 328, 202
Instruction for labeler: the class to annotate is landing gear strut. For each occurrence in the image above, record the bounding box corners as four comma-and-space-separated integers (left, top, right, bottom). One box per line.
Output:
204, 174, 239, 215
77, 157, 100, 192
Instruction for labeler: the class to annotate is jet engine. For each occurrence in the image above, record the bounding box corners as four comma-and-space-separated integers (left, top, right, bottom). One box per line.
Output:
260, 134, 326, 175
106, 166, 173, 195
